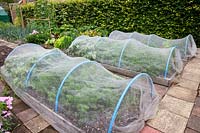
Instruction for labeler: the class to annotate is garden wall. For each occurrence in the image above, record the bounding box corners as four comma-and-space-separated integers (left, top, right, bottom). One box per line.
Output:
21, 0, 200, 46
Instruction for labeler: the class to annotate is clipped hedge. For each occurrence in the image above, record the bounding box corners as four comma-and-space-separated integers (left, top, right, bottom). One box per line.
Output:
21, 0, 200, 46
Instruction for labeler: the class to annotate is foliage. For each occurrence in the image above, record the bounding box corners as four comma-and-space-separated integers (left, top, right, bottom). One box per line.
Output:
0, 22, 32, 42
0, 0, 14, 3
21, 2, 34, 21
45, 38, 56, 46
0, 97, 16, 132
0, 117, 17, 132
67, 36, 175, 78
1, 51, 141, 131
25, 32, 50, 44
21, 0, 200, 46
34, 0, 53, 19
54, 36, 73, 49
27, 20, 51, 33
52, 24, 79, 38
13, 17, 21, 26
22, 0, 55, 31
2, 86, 11, 97
50, 24, 108, 48
0, 21, 52, 44
78, 25, 109, 37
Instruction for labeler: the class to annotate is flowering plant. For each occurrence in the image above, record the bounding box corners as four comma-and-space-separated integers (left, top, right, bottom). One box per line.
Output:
0, 97, 13, 133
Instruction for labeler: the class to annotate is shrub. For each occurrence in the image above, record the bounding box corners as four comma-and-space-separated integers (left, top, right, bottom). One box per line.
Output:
52, 24, 79, 38
25, 32, 50, 44
78, 25, 109, 37
21, 0, 200, 46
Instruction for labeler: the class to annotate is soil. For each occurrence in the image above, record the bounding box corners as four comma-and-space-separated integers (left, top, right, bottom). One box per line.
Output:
0, 46, 13, 66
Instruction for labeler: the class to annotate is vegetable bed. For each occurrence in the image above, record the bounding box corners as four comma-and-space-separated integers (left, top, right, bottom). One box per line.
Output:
67, 36, 183, 82
1, 43, 159, 133
109, 30, 197, 60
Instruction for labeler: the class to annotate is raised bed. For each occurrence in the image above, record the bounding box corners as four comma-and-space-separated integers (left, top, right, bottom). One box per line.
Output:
109, 30, 197, 61
1, 43, 159, 133
102, 64, 176, 87
67, 35, 184, 87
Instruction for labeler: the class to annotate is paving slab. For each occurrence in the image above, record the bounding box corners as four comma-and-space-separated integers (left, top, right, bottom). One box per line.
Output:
189, 58, 200, 64
25, 115, 49, 133
177, 78, 199, 91
160, 95, 193, 118
192, 106, 200, 118
192, 97, 200, 117
40, 126, 59, 133
195, 97, 200, 106
194, 53, 200, 59
187, 115, 200, 132
12, 100, 30, 114
12, 125, 31, 133
185, 63, 200, 69
147, 109, 188, 133
16, 108, 38, 123
140, 126, 161, 133
185, 128, 199, 133
194, 49, 200, 58
182, 72, 200, 82
154, 84, 168, 99
167, 86, 197, 102
184, 66, 200, 74
12, 98, 22, 106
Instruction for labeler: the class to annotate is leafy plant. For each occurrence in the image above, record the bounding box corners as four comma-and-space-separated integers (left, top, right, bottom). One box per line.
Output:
25, 32, 50, 44
54, 36, 73, 49
45, 38, 56, 46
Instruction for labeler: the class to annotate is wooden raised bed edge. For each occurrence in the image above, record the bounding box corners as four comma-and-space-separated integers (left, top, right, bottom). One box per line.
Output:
102, 64, 177, 87
1, 74, 83, 133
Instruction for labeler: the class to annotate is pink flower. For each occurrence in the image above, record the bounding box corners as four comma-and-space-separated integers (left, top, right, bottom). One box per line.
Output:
7, 105, 12, 110
4, 112, 11, 117
2, 110, 7, 114
0, 97, 8, 102
0, 97, 13, 110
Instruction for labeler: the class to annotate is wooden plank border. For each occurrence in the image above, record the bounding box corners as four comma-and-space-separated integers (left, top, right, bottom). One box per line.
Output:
102, 64, 177, 87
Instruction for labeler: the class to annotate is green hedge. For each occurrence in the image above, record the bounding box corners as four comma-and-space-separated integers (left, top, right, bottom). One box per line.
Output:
21, 0, 200, 46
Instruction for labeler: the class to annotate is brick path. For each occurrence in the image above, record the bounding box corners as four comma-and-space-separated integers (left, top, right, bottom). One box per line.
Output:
0, 39, 200, 133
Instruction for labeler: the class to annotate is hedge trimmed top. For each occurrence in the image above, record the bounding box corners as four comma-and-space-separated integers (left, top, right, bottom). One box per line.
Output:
21, 0, 200, 46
